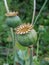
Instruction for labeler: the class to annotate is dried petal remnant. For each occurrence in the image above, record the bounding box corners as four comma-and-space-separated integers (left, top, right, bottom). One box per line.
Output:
16, 23, 33, 34
5, 12, 18, 16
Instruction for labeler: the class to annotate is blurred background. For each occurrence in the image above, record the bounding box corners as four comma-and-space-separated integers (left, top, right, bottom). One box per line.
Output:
0, 0, 49, 65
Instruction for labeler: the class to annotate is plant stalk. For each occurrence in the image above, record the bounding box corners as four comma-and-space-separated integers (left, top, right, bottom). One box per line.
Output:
36, 33, 41, 60
29, 47, 33, 65
32, 0, 36, 25
3, 0, 9, 13
34, 0, 48, 25
10, 28, 16, 65
36, 39, 39, 60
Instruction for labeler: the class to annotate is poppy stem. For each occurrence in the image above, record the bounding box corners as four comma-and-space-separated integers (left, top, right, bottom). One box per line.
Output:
32, 0, 36, 25
29, 46, 33, 65
10, 28, 16, 65
3, 0, 9, 13
36, 32, 41, 60
34, 0, 48, 25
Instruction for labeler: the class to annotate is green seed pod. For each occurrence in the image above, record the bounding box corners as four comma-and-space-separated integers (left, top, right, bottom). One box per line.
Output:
5, 12, 22, 28
15, 23, 37, 47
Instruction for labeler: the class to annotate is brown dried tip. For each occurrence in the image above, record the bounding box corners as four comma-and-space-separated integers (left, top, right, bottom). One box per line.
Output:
15, 23, 33, 34
5, 12, 18, 16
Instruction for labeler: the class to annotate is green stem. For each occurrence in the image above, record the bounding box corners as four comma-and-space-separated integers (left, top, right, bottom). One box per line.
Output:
32, 0, 36, 24
34, 0, 48, 25
36, 33, 41, 60
6, 32, 11, 64
6, 44, 10, 64
36, 40, 39, 60
10, 28, 16, 65
3, 0, 9, 13
30, 47, 33, 65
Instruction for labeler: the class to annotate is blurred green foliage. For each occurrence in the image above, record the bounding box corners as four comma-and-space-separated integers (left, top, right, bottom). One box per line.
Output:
0, 0, 49, 65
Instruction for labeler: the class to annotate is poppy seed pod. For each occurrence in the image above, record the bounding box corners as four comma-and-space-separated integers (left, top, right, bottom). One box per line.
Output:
5, 12, 22, 28
15, 23, 37, 47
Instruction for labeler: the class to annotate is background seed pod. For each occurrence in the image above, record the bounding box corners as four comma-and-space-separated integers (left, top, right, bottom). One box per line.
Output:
5, 15, 22, 28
